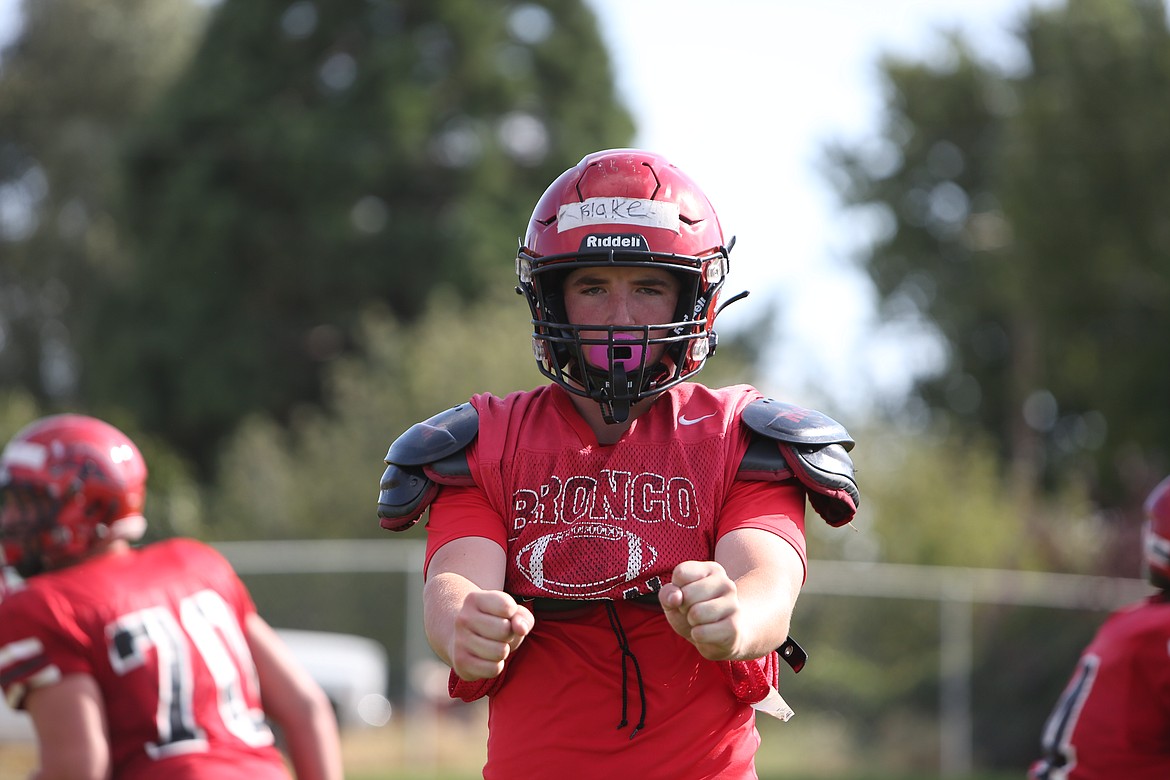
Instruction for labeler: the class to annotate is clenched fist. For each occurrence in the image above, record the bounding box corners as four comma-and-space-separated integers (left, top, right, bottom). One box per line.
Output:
658, 560, 745, 661
449, 590, 535, 681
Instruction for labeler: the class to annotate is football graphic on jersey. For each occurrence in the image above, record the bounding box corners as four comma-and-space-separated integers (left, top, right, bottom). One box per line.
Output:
516, 523, 658, 597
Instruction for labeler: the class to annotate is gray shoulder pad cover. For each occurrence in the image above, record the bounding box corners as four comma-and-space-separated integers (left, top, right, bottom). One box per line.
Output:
740, 398, 860, 528
378, 403, 478, 532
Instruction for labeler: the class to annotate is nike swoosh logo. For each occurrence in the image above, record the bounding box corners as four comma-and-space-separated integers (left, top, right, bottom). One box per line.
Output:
679, 412, 717, 426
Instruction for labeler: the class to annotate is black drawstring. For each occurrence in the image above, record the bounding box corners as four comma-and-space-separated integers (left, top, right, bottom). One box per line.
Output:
604, 601, 647, 738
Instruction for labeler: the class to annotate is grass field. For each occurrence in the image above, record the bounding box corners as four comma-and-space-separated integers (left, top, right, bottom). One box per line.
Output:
341, 707, 1025, 780
0, 710, 1025, 780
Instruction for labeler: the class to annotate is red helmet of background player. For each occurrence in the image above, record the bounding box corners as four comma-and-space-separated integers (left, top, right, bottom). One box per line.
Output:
516, 148, 739, 423
0, 414, 148, 578
1143, 475, 1170, 588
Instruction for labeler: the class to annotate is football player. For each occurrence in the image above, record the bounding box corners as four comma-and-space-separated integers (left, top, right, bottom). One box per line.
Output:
1029, 475, 1170, 779
0, 414, 343, 780
377, 149, 859, 778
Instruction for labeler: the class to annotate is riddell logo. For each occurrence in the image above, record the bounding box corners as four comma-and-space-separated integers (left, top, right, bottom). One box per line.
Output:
581, 234, 649, 251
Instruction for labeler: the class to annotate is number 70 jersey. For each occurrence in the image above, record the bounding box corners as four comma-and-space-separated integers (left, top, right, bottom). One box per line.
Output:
0, 538, 290, 779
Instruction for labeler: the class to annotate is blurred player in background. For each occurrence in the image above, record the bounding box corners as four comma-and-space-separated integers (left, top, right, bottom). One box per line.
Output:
0, 414, 343, 780
1029, 475, 1170, 779
377, 149, 860, 778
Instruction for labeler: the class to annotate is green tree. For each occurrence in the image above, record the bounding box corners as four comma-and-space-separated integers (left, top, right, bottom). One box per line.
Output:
206, 290, 541, 540
812, 428, 1095, 571
826, 0, 1170, 517
0, 0, 206, 404
85, 0, 633, 475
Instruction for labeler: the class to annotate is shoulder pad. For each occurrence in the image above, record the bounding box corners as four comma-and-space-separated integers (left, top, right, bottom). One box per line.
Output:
739, 399, 859, 528
385, 402, 479, 466
742, 398, 854, 450
378, 404, 479, 532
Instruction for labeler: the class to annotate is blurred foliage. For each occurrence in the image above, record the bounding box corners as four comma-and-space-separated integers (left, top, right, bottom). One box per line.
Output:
824, 0, 1170, 514
0, 390, 40, 442
785, 592, 1109, 773
814, 4, 1170, 760
808, 425, 1101, 572
968, 603, 1104, 769
797, 425, 1110, 771
0, 0, 207, 404
790, 596, 945, 768
79, 0, 633, 474
206, 287, 544, 540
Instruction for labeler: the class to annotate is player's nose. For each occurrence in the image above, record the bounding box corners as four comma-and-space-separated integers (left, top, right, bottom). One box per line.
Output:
606, 290, 637, 325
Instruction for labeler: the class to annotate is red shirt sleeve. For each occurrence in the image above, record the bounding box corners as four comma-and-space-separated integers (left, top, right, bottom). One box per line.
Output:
423, 485, 508, 579
716, 478, 808, 579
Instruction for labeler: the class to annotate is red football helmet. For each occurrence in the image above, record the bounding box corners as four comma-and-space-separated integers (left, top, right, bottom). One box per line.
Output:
516, 148, 738, 423
0, 414, 148, 577
1144, 475, 1170, 587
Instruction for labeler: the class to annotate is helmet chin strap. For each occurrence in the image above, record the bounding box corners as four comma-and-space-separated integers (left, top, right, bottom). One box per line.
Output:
586, 334, 643, 425
597, 362, 633, 425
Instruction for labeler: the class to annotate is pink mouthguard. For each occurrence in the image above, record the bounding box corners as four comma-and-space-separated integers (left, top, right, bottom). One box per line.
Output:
585, 332, 645, 372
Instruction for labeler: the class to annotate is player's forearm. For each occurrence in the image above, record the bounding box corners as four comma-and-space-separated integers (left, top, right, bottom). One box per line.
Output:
275, 678, 343, 780
714, 528, 805, 659
283, 710, 344, 780
422, 572, 479, 667
729, 571, 798, 659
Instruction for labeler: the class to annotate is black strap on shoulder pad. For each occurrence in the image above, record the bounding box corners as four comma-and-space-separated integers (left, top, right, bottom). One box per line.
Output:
740, 398, 860, 528
378, 404, 479, 532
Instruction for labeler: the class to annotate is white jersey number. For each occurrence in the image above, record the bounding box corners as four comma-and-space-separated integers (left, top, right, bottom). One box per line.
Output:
106, 589, 274, 759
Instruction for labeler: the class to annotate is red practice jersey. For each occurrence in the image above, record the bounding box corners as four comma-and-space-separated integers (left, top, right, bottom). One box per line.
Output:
1030, 593, 1170, 780
0, 538, 291, 780
426, 382, 808, 779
